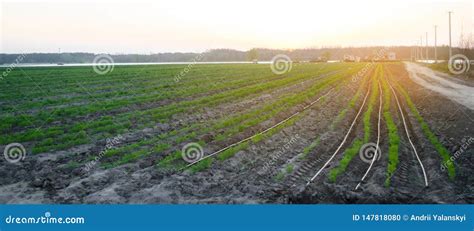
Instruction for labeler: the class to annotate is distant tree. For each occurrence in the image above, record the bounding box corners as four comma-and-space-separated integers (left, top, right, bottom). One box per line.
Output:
247, 48, 258, 63
321, 51, 331, 61
459, 33, 473, 57
2, 46, 467, 64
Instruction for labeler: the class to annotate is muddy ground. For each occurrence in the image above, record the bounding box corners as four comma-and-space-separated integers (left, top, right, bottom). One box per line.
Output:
0, 63, 472, 204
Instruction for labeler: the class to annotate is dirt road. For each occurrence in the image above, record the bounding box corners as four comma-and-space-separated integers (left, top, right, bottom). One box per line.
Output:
404, 62, 474, 110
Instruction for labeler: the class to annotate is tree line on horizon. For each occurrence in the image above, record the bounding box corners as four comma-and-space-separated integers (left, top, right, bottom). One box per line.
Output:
1, 46, 473, 64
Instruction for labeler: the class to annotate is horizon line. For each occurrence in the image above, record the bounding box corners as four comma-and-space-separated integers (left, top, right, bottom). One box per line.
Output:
0, 44, 464, 55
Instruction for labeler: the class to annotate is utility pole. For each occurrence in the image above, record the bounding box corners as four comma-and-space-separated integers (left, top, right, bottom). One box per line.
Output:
434, 25, 438, 63
416, 40, 419, 61
448, 11, 453, 59
425, 32, 428, 61
420, 36, 424, 61
414, 44, 417, 61
415, 42, 418, 61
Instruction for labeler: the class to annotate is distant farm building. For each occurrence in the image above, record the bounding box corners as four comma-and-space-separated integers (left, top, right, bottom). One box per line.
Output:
343, 54, 361, 62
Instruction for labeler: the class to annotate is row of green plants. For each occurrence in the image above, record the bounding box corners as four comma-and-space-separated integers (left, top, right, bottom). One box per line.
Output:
379, 66, 401, 186
328, 65, 381, 182
1, 64, 347, 153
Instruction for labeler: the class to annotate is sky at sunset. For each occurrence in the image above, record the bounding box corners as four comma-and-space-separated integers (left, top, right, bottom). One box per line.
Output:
1, 0, 473, 53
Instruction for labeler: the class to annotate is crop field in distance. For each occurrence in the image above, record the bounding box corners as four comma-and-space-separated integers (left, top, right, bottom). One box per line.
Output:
0, 61, 472, 204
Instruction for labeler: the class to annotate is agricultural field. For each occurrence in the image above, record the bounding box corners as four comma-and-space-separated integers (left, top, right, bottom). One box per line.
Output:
0, 62, 472, 204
